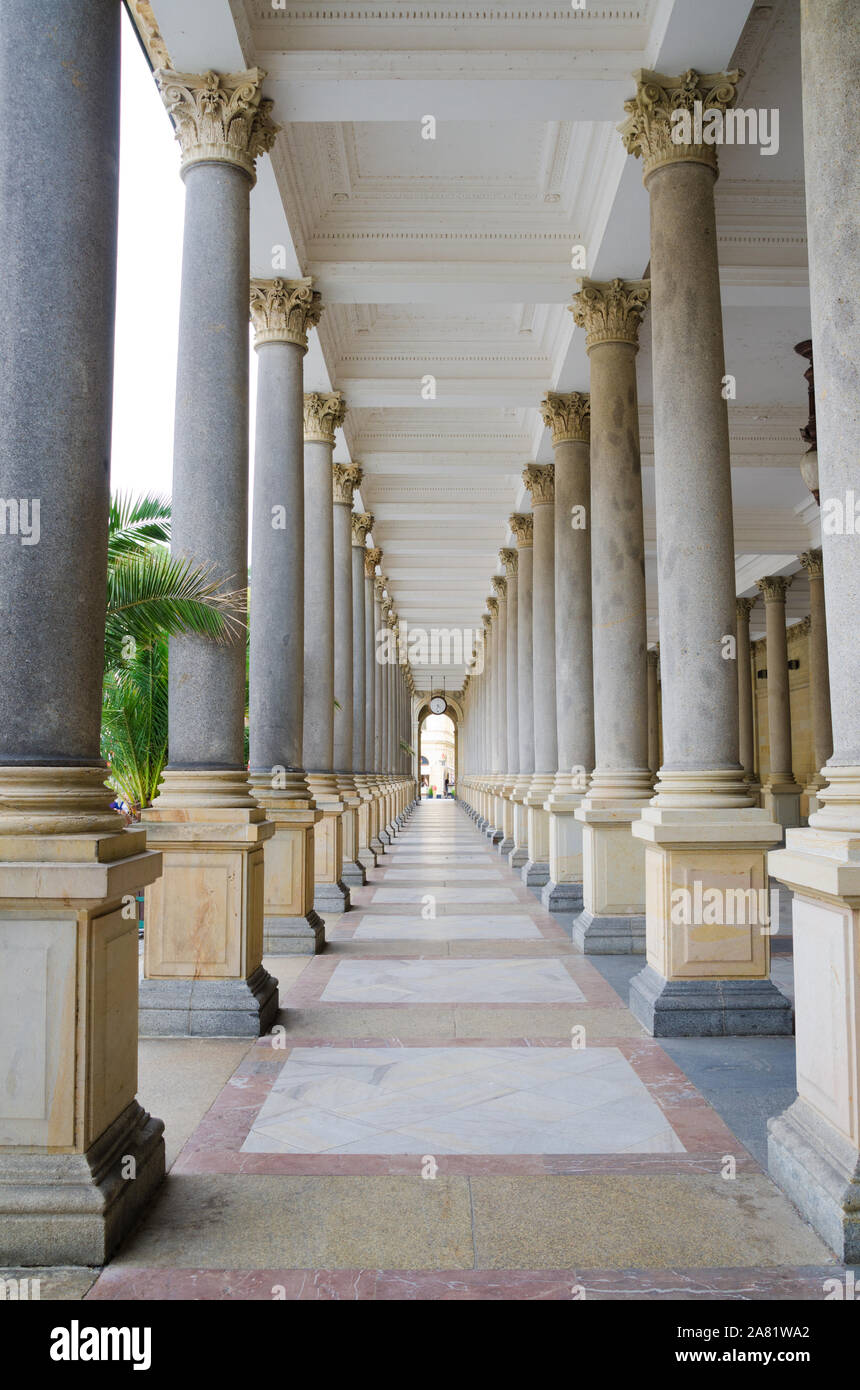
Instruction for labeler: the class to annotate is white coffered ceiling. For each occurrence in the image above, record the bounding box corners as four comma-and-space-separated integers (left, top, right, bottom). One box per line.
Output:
140, 0, 817, 689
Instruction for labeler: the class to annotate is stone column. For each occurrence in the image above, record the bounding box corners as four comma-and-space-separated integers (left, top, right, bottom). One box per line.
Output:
491, 574, 513, 851
736, 598, 759, 796
799, 548, 833, 815
757, 575, 802, 829
768, 0, 860, 1261
351, 514, 377, 870
618, 70, 787, 1034
522, 464, 556, 887
0, 0, 163, 1265
570, 279, 653, 954
498, 548, 519, 853
484, 595, 503, 843
332, 462, 366, 887
247, 278, 324, 955
365, 548, 385, 853
540, 392, 594, 912
303, 392, 349, 913
647, 647, 660, 777
508, 515, 534, 867
141, 68, 279, 1037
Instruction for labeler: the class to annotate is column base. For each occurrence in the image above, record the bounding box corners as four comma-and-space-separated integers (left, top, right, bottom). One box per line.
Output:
264, 910, 325, 955
542, 879, 584, 914
522, 859, 550, 888
370, 836, 385, 855
139, 965, 279, 1037
341, 860, 368, 887
0, 1100, 165, 1267
768, 1097, 860, 1264
498, 837, 515, 855
487, 827, 503, 845
508, 845, 528, 869
629, 964, 792, 1037
761, 779, 803, 830
314, 880, 351, 913
572, 909, 644, 954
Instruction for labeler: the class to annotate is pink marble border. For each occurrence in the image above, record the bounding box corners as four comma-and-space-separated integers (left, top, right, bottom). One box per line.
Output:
87, 1265, 843, 1302
171, 1036, 758, 1177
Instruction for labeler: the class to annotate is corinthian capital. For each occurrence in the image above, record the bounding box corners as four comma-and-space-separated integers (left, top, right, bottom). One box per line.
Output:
351, 512, 373, 547
522, 463, 555, 507
487, 597, 499, 619
373, 575, 387, 602
736, 596, 756, 621
332, 463, 362, 506
799, 548, 824, 578
365, 546, 382, 578
757, 574, 792, 603
618, 68, 741, 180
540, 391, 590, 445
304, 391, 346, 444
155, 67, 279, 182
250, 278, 322, 351
491, 575, 507, 600
500, 547, 518, 575
509, 513, 534, 548
570, 278, 650, 351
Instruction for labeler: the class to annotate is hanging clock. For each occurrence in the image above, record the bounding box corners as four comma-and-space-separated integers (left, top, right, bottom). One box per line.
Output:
429, 695, 446, 715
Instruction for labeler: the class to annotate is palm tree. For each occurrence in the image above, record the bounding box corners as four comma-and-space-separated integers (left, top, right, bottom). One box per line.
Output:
101, 493, 244, 818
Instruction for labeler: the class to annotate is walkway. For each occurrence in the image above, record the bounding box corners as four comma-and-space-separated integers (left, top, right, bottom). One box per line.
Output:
83, 800, 843, 1299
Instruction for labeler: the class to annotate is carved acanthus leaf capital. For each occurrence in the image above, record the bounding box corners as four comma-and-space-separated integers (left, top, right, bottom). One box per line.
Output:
250, 278, 322, 350
757, 574, 792, 603
373, 575, 387, 602
351, 512, 373, 547
509, 513, 534, 548
736, 596, 757, 621
499, 547, 518, 575
365, 546, 382, 578
482, 613, 492, 630
155, 67, 279, 183
800, 548, 824, 578
522, 463, 555, 507
618, 68, 742, 180
332, 463, 362, 506
570, 278, 651, 351
540, 391, 591, 445
792, 615, 812, 638
486, 597, 499, 618
491, 576, 507, 600
304, 392, 346, 444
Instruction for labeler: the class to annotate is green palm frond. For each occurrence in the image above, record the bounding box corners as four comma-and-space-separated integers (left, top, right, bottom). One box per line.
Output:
105, 550, 246, 671
108, 492, 171, 560
101, 638, 169, 815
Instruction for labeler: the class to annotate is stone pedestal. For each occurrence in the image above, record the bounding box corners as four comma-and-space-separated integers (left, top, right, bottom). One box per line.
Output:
251, 775, 324, 954
629, 793, 790, 1036
575, 784, 651, 953
542, 779, 587, 914
141, 772, 278, 1035
523, 776, 554, 888
0, 779, 165, 1265
307, 774, 350, 913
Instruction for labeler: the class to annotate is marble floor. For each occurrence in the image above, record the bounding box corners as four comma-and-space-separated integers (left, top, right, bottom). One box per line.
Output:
28, 798, 857, 1301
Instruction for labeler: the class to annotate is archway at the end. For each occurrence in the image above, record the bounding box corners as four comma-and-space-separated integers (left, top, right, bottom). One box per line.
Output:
414, 697, 461, 799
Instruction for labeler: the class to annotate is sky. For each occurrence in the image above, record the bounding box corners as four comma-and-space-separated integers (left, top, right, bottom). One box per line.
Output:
111, 9, 258, 505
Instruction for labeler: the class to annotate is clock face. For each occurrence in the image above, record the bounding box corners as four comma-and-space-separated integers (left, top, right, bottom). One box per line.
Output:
429, 696, 446, 715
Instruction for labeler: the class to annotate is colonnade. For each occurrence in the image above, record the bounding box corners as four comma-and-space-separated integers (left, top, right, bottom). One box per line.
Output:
0, 0, 857, 1270
0, 15, 413, 1264
460, 25, 860, 1260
